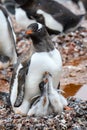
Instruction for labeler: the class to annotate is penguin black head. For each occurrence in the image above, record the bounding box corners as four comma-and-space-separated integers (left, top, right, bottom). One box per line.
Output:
25, 23, 47, 38
25, 22, 54, 52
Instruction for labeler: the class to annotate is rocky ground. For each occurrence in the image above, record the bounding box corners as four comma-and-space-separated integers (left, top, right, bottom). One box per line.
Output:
0, 4, 87, 130
0, 97, 87, 130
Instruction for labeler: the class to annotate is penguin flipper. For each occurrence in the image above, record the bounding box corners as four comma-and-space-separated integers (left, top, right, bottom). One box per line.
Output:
14, 83, 25, 107
14, 62, 29, 107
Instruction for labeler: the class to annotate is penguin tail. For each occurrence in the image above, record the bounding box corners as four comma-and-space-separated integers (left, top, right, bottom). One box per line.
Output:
0, 91, 11, 108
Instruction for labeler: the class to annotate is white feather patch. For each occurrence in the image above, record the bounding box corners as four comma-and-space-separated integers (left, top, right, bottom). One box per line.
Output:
38, 23, 43, 30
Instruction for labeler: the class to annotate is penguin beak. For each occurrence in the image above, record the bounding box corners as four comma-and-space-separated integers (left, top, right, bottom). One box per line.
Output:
25, 29, 33, 35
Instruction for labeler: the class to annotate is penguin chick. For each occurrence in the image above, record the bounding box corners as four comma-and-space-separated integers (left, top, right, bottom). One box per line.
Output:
48, 73, 64, 114
27, 76, 49, 116
57, 90, 68, 107
58, 93, 68, 107
0, 5, 17, 65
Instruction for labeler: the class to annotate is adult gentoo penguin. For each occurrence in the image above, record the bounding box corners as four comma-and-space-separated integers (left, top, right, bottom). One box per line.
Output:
15, 0, 85, 34
0, 5, 17, 65
10, 23, 62, 115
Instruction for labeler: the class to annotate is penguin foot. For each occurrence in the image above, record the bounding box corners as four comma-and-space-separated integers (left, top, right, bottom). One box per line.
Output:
13, 99, 30, 115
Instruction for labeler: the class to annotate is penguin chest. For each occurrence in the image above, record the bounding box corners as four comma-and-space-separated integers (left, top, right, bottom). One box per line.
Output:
25, 49, 62, 99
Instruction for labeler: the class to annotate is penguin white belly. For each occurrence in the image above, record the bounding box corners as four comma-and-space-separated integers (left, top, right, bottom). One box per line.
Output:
25, 49, 62, 100
0, 11, 13, 56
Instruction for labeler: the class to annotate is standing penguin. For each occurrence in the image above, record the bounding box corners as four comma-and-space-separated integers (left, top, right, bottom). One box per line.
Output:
15, 0, 85, 34
0, 5, 17, 66
10, 23, 62, 115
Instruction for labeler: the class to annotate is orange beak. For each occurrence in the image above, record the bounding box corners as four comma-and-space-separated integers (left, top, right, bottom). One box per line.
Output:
25, 29, 33, 35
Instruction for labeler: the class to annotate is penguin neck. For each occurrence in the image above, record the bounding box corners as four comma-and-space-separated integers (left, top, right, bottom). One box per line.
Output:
31, 34, 54, 52
48, 77, 54, 93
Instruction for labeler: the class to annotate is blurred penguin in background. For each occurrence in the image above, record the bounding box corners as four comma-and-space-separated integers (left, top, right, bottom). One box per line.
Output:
14, 0, 85, 34
0, 5, 17, 69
